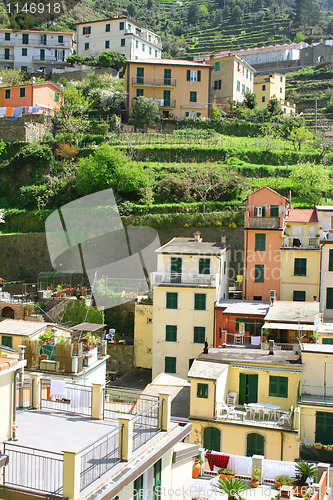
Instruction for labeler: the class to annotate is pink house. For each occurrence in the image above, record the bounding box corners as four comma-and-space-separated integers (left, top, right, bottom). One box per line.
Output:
0, 81, 62, 116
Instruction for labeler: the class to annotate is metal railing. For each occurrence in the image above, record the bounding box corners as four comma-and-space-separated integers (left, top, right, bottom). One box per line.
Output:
132, 399, 162, 451
215, 402, 294, 428
300, 384, 333, 403
40, 379, 92, 416
151, 272, 217, 287
282, 236, 320, 249
104, 387, 159, 421
248, 217, 281, 229
3, 443, 63, 495
32, 56, 66, 62
80, 426, 122, 492
132, 76, 176, 86
16, 379, 33, 409
0, 54, 14, 60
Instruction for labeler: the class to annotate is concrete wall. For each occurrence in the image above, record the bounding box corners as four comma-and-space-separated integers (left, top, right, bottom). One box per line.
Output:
0, 369, 13, 442
107, 344, 134, 374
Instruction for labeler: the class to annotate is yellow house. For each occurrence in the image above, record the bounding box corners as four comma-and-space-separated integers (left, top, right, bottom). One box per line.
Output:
299, 343, 333, 460
188, 346, 302, 461
208, 54, 255, 111
281, 209, 321, 302
124, 59, 213, 119
0, 356, 26, 443
317, 323, 333, 344
0, 319, 71, 352
151, 232, 230, 379
134, 300, 153, 369
76, 17, 162, 60
319, 232, 333, 322
253, 73, 296, 115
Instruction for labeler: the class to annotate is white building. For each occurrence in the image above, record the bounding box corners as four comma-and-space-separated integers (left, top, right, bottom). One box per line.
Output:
76, 17, 162, 60
317, 206, 333, 323
0, 29, 75, 74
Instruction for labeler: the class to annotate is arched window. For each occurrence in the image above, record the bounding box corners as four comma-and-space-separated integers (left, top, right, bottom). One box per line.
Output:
246, 433, 265, 456
203, 427, 221, 452
1, 306, 14, 319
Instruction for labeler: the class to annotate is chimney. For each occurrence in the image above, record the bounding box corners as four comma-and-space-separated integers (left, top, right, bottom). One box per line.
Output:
194, 231, 202, 243
268, 340, 274, 355
221, 233, 226, 245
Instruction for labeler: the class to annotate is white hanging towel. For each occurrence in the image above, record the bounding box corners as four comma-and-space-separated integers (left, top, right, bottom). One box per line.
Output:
50, 379, 66, 399
0, 107, 6, 118
251, 336, 261, 346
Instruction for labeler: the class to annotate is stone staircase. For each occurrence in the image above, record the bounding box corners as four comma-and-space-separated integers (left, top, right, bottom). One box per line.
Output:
40, 299, 69, 323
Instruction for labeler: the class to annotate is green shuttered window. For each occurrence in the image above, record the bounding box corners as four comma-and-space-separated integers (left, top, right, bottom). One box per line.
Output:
269, 375, 288, 398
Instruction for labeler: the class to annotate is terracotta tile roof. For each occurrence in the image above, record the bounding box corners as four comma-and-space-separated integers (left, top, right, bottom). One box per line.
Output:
285, 209, 318, 223
0, 357, 18, 371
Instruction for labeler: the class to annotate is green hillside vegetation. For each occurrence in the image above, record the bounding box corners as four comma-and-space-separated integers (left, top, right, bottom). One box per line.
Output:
286, 65, 333, 127
0, 0, 332, 57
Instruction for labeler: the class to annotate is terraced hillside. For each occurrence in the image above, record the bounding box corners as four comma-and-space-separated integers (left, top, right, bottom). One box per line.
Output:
286, 65, 333, 129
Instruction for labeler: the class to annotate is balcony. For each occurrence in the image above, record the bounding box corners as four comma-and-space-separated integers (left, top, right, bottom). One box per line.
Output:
151, 272, 218, 287
1, 39, 73, 48
132, 76, 176, 87
215, 402, 296, 429
299, 384, 333, 405
125, 29, 162, 48
0, 54, 14, 60
282, 235, 320, 249
247, 217, 280, 229
32, 56, 66, 62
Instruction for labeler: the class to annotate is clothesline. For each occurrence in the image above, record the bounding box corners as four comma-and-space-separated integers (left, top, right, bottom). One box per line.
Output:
0, 105, 46, 120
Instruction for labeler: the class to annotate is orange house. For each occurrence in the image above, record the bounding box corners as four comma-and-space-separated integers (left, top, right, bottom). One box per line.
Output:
0, 81, 62, 116
215, 298, 270, 346
243, 186, 289, 301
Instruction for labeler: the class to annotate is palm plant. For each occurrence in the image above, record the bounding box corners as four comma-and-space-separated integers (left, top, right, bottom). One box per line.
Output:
294, 461, 318, 485
217, 476, 249, 500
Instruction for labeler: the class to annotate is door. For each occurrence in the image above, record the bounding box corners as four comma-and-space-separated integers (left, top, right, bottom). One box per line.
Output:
40, 49, 45, 61
170, 257, 182, 283
4, 48, 9, 60
203, 427, 221, 452
280, 330, 288, 343
137, 67, 144, 84
154, 459, 162, 500
316, 412, 333, 445
246, 433, 265, 456
239, 373, 258, 404
164, 68, 171, 85
163, 90, 171, 107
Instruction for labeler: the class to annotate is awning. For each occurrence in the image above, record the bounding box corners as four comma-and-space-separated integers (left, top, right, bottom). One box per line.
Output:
263, 322, 315, 331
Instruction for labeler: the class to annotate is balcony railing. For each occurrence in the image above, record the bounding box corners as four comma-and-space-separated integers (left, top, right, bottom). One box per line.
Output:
131, 97, 176, 108
32, 56, 66, 62
282, 236, 320, 249
151, 272, 218, 287
0, 54, 14, 60
215, 402, 295, 429
1, 38, 72, 47
125, 29, 162, 47
300, 384, 333, 404
248, 217, 281, 229
132, 76, 176, 87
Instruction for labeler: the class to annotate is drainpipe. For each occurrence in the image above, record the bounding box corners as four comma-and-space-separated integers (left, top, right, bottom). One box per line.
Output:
17, 345, 26, 408
11, 368, 20, 441
280, 431, 284, 461
324, 356, 327, 401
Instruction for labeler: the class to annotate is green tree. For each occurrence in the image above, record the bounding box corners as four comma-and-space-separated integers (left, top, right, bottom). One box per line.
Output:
293, 32, 305, 42
188, 2, 200, 23
295, 0, 321, 25
76, 144, 148, 197
62, 299, 104, 327
0, 69, 24, 86
231, 5, 243, 20
290, 163, 330, 205
96, 51, 126, 71
266, 97, 283, 117
243, 90, 257, 109
66, 54, 85, 66
290, 125, 314, 150
156, 174, 192, 203
133, 96, 159, 122
55, 85, 90, 140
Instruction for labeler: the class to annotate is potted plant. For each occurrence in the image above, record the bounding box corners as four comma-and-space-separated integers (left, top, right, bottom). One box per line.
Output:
39, 354, 49, 360
217, 476, 249, 499
275, 475, 294, 489
39, 332, 54, 345
292, 460, 318, 497
314, 443, 322, 449
192, 458, 202, 479
218, 467, 235, 480
114, 332, 120, 344
323, 445, 328, 450
251, 466, 261, 488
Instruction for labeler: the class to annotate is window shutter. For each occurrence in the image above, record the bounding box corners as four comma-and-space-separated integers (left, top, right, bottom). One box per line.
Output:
329, 250, 333, 271
187, 70, 191, 81
204, 427, 220, 452
248, 374, 258, 403
239, 373, 246, 404
197, 70, 201, 81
